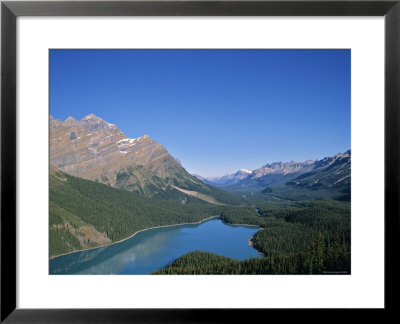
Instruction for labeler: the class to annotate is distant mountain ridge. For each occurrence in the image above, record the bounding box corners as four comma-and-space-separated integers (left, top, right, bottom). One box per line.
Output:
283, 151, 351, 191
194, 150, 351, 200
194, 158, 319, 188
194, 169, 252, 186
50, 114, 243, 205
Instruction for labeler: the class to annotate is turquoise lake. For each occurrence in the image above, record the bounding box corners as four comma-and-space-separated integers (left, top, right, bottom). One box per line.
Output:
49, 218, 262, 274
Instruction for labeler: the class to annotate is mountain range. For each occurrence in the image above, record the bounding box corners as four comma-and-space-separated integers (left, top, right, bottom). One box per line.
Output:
50, 113, 350, 203
194, 150, 351, 201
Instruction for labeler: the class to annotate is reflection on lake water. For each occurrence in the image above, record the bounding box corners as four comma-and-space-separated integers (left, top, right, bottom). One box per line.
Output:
49, 218, 262, 275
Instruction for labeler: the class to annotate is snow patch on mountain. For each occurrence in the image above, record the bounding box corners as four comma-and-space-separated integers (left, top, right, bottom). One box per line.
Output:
239, 169, 252, 174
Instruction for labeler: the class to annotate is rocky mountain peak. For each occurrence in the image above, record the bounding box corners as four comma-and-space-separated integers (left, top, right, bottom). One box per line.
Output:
82, 113, 98, 120
63, 116, 77, 126
49, 114, 200, 196
254, 160, 308, 177
334, 150, 351, 159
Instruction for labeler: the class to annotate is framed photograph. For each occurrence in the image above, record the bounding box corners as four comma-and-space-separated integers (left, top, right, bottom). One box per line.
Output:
1, 0, 399, 321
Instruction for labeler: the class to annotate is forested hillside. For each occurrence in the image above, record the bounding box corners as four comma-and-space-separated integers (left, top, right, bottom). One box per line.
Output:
50, 168, 225, 257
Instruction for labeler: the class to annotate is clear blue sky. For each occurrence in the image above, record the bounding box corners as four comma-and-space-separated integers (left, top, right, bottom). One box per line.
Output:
50, 49, 350, 177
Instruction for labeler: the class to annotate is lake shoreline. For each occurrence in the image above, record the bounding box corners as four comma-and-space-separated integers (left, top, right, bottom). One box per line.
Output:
220, 221, 262, 253
49, 215, 221, 260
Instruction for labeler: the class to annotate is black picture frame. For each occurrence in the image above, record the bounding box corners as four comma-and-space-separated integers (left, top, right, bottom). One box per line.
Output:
1, 0, 399, 322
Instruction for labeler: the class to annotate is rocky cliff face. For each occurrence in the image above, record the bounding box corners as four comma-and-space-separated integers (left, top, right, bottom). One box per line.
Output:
251, 160, 315, 178
49, 114, 206, 199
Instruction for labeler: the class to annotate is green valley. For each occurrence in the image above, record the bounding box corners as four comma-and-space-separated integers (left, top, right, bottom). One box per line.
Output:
50, 165, 350, 274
